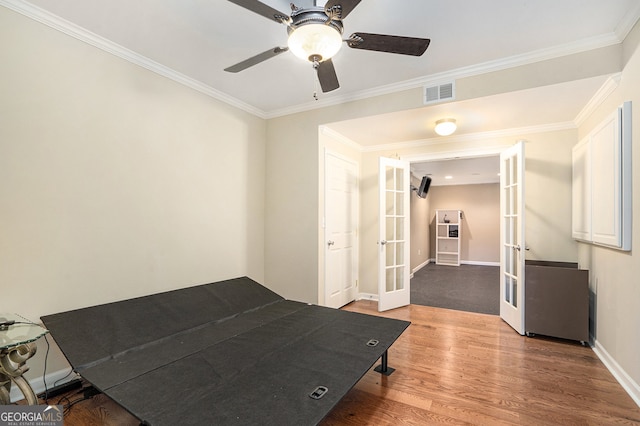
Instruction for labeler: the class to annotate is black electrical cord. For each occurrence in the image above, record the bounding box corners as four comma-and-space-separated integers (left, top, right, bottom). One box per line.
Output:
42, 334, 51, 402
53, 384, 99, 416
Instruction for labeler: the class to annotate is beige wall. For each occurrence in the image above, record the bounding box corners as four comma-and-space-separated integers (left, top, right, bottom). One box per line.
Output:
1, 7, 266, 390
428, 184, 500, 263
576, 19, 640, 398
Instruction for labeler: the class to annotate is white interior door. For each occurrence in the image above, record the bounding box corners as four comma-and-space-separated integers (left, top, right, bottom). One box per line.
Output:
324, 152, 358, 308
378, 157, 410, 312
500, 141, 526, 334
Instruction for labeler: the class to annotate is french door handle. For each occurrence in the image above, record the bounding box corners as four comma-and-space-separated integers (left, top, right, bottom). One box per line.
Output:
327, 240, 335, 246
514, 245, 521, 251
379, 240, 387, 245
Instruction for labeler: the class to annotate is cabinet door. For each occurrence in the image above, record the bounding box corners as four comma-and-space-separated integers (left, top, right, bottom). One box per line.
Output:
590, 109, 621, 247
571, 101, 632, 251
571, 136, 591, 241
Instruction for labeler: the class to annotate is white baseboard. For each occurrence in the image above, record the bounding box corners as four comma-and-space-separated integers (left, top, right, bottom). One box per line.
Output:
10, 367, 79, 403
423, 259, 500, 267
461, 260, 500, 267
357, 292, 379, 301
412, 259, 431, 274
592, 339, 640, 408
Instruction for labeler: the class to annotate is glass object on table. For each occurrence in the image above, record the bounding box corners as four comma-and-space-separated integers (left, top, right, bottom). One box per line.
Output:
0, 314, 49, 405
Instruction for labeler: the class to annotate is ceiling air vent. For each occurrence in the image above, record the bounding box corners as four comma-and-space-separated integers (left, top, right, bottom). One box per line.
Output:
424, 81, 455, 105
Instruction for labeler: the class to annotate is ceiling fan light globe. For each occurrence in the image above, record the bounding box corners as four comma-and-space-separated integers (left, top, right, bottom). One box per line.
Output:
287, 24, 343, 62
435, 118, 457, 136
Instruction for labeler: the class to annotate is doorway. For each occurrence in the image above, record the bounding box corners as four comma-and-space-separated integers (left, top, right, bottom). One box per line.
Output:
405, 147, 503, 314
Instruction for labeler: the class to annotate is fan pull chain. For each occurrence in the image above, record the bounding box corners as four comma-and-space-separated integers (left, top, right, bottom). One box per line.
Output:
312, 61, 319, 100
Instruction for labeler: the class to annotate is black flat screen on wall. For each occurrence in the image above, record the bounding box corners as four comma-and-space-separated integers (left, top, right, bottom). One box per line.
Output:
417, 176, 432, 198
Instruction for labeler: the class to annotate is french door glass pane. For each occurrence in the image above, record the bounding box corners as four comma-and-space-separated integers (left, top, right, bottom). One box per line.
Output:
386, 192, 394, 215
386, 167, 394, 190
395, 168, 403, 190
505, 188, 511, 213
396, 266, 404, 290
386, 242, 395, 265
396, 242, 404, 264
504, 275, 511, 302
396, 217, 404, 240
395, 193, 404, 215
504, 218, 510, 243
386, 268, 394, 292
386, 218, 394, 241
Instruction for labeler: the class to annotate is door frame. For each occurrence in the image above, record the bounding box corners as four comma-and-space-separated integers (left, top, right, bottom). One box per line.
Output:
402, 146, 507, 293
402, 146, 505, 165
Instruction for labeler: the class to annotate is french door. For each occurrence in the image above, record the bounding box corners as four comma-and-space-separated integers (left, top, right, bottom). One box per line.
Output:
500, 141, 526, 334
378, 157, 410, 312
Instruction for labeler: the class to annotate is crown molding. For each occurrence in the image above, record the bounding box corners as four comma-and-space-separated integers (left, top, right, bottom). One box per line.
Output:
0, 0, 267, 118
615, 1, 640, 41
574, 73, 622, 126
265, 32, 623, 119
319, 126, 361, 152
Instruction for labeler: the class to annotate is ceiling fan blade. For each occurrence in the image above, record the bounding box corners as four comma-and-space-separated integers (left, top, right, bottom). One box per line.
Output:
224, 47, 289, 73
347, 33, 430, 56
227, 0, 290, 24
316, 59, 340, 93
324, 0, 362, 19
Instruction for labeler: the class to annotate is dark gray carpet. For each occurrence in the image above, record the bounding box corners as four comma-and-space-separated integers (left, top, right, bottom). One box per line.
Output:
411, 263, 499, 315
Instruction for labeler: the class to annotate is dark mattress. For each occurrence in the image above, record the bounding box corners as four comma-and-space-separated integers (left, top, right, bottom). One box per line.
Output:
41, 277, 409, 425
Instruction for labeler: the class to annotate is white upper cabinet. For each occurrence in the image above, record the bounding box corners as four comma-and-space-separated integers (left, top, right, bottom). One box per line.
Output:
572, 101, 632, 251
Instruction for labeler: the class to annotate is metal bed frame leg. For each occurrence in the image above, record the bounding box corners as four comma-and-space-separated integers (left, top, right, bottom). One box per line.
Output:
373, 350, 395, 376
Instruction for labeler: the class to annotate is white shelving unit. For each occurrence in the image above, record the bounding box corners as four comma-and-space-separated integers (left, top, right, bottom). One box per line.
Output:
435, 209, 462, 266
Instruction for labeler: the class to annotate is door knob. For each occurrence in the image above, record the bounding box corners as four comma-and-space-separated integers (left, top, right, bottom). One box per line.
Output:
327, 240, 335, 246
380, 240, 387, 245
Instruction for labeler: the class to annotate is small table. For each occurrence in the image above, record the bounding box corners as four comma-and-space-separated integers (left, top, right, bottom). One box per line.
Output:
0, 314, 49, 405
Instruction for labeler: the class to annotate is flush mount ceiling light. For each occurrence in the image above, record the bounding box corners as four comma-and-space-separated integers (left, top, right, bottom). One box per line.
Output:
434, 118, 457, 136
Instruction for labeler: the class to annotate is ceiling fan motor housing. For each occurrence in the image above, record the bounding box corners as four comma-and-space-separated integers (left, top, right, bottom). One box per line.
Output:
286, 7, 344, 62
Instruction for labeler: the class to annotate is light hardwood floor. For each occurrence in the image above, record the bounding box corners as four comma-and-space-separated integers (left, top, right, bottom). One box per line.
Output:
34, 301, 640, 425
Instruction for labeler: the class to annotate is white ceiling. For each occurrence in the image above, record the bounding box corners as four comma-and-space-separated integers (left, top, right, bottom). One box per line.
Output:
412, 156, 501, 187
324, 75, 611, 146
7, 0, 639, 186
15, 0, 640, 117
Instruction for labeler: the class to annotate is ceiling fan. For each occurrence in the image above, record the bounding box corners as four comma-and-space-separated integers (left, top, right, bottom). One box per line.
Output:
224, 0, 431, 94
